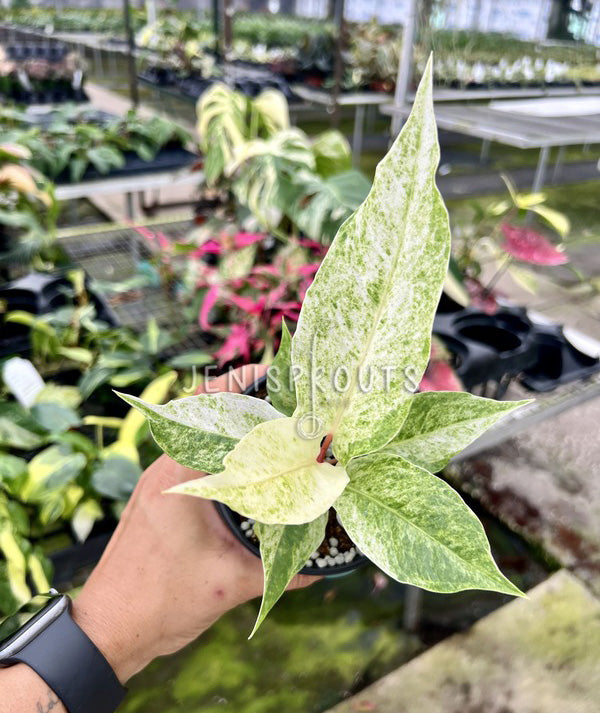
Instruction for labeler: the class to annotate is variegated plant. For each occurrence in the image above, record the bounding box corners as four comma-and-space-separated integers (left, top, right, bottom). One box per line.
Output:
120, 58, 529, 636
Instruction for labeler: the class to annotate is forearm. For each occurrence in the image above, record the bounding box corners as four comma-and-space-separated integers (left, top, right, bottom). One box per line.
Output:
1, 664, 66, 713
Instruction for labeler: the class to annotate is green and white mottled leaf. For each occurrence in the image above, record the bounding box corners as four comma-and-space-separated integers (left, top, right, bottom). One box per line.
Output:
382, 392, 530, 472
336, 453, 523, 596
267, 320, 296, 417
116, 392, 283, 473
292, 56, 451, 464
167, 417, 348, 524
251, 514, 326, 637
23, 445, 86, 502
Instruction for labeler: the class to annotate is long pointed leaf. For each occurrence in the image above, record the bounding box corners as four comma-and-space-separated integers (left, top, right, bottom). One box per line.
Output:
116, 392, 283, 473
267, 320, 296, 416
292, 56, 451, 464
381, 392, 530, 472
251, 514, 326, 637
336, 453, 523, 596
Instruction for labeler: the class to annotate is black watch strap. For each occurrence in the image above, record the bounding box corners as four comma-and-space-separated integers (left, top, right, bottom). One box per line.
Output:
9, 600, 126, 713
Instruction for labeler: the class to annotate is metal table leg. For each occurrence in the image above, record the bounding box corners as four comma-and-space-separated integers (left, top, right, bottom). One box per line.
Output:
480, 139, 491, 164
125, 192, 135, 220
403, 585, 423, 632
552, 146, 566, 183
526, 146, 551, 225
352, 104, 366, 168
532, 145, 551, 193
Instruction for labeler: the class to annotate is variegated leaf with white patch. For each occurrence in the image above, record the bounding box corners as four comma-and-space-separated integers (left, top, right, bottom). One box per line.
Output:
292, 56, 451, 464
267, 319, 297, 417
251, 514, 326, 637
167, 417, 348, 524
381, 391, 530, 472
116, 392, 283, 473
336, 452, 523, 596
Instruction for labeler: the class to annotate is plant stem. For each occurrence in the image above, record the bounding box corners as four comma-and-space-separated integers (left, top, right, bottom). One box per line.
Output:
317, 433, 333, 463
482, 254, 512, 297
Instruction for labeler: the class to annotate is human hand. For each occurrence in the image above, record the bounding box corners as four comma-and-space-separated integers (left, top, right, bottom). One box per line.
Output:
73, 364, 316, 683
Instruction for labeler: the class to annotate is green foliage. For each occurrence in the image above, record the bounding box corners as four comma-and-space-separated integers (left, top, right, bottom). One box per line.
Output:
0, 368, 180, 616
266, 320, 295, 417
128, 59, 528, 633
196, 84, 370, 243
3, 6, 147, 33
451, 174, 571, 301
0, 107, 191, 184
0, 143, 57, 268
0, 277, 211, 616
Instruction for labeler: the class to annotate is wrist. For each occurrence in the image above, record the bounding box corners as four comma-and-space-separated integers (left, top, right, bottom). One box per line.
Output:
72, 585, 151, 684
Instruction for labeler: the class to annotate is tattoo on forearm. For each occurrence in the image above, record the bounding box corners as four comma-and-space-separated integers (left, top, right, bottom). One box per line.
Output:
35, 689, 59, 713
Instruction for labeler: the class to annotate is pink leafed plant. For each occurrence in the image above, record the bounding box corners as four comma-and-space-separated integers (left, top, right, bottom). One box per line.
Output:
501, 223, 568, 266
197, 235, 324, 366
419, 337, 464, 392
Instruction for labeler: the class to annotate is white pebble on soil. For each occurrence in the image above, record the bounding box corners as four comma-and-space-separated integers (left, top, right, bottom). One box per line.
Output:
326, 556, 335, 566
329, 537, 339, 547
310, 551, 320, 560
344, 551, 355, 563
316, 558, 327, 568
245, 529, 254, 538
329, 547, 338, 556
335, 554, 344, 565
306, 560, 313, 568
240, 521, 250, 530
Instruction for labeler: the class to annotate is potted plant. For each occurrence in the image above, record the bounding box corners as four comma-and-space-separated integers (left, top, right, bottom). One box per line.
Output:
119, 58, 529, 636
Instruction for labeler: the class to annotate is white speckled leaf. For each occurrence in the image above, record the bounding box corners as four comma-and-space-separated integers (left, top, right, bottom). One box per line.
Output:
250, 514, 326, 637
382, 392, 530, 472
292, 57, 451, 464
336, 453, 523, 596
167, 417, 349, 524
267, 320, 297, 417
116, 392, 283, 473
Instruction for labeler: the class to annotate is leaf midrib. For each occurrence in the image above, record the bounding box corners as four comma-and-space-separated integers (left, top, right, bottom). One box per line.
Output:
220, 456, 334, 487
391, 413, 506, 448
344, 481, 502, 587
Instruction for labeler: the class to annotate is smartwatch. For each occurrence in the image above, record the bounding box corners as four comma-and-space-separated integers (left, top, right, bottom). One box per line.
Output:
0, 591, 126, 713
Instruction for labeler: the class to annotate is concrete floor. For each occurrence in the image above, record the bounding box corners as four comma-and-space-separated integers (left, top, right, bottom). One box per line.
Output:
327, 571, 600, 713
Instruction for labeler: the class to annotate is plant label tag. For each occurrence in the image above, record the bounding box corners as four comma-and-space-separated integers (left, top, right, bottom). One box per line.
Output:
2, 358, 45, 407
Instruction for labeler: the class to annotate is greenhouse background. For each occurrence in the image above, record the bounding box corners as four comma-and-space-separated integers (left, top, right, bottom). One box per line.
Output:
0, 0, 599, 711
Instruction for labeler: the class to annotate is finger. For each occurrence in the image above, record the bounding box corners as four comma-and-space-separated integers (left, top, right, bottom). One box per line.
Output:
196, 364, 269, 395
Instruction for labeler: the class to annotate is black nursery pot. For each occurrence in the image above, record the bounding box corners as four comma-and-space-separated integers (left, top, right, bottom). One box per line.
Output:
212, 376, 368, 578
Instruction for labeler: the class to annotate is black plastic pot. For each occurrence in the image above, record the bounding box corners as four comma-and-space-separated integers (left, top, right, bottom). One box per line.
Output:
0, 271, 119, 358
433, 306, 539, 395
214, 501, 367, 578
520, 323, 600, 392
54, 146, 197, 185
212, 375, 368, 577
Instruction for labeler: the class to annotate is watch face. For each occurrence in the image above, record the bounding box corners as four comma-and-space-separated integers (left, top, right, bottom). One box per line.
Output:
0, 593, 67, 660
